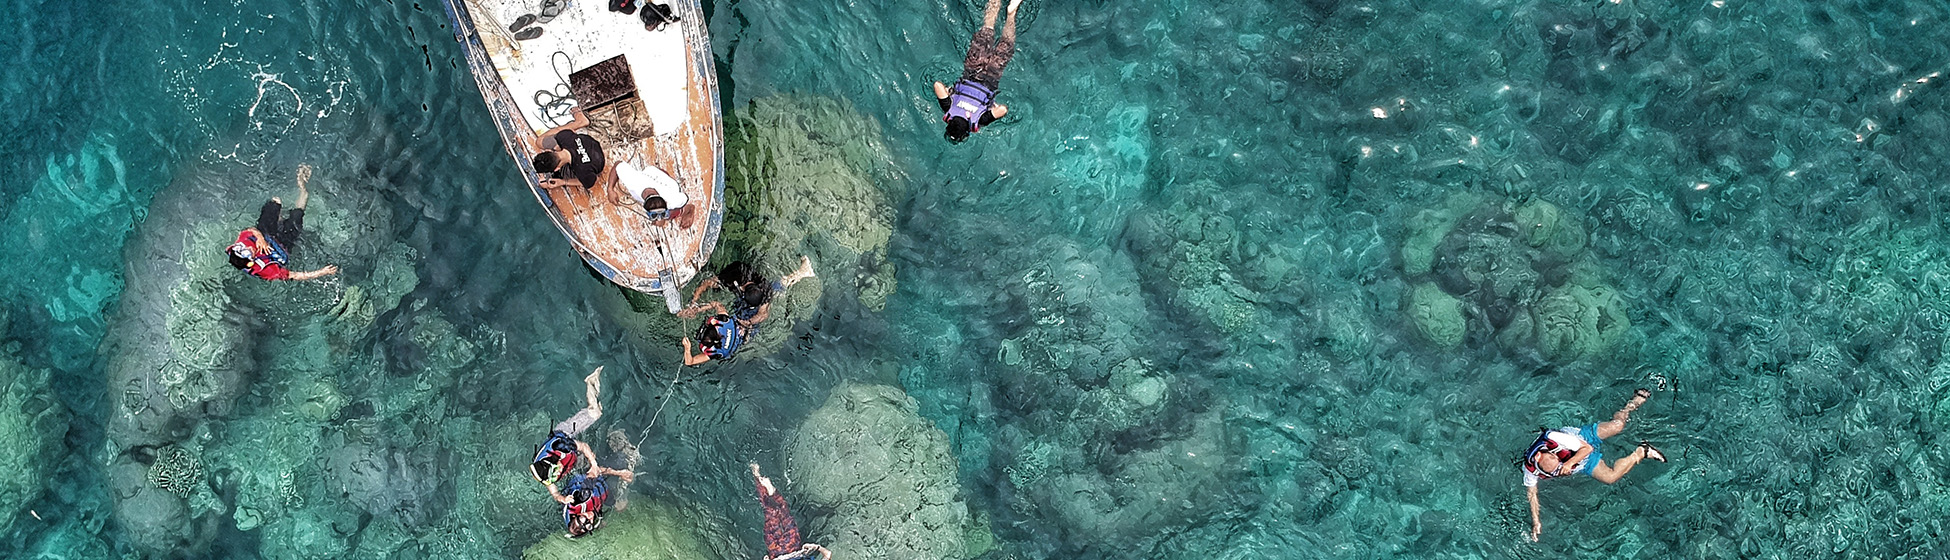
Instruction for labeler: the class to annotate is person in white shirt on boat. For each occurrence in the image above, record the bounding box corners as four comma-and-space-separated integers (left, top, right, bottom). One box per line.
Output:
613, 160, 688, 224
531, 107, 608, 198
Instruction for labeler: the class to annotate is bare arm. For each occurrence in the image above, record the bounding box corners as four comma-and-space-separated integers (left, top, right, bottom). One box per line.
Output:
546, 481, 573, 504
1562, 446, 1592, 472
990, 103, 1008, 118
690, 277, 721, 302
933, 81, 949, 100
682, 338, 711, 366
287, 265, 340, 281
1527, 484, 1542, 542
745, 302, 772, 325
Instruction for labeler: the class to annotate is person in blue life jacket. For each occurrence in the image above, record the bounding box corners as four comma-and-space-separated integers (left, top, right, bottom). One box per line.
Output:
933, 0, 1025, 143
531, 367, 606, 485
1522, 388, 1667, 542
679, 257, 816, 326
681, 303, 747, 366
547, 456, 637, 538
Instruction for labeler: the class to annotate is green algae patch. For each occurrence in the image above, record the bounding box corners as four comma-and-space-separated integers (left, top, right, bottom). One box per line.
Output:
522, 500, 731, 560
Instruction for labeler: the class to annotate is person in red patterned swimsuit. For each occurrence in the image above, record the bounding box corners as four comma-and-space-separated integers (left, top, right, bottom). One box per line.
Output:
226, 165, 338, 281
750, 463, 831, 560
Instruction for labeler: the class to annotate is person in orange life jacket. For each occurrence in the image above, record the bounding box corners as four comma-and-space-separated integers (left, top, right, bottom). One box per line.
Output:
750, 463, 832, 560
679, 257, 816, 326
531, 367, 606, 486
933, 0, 1024, 143
546, 447, 636, 539
226, 165, 339, 281
1522, 388, 1667, 542
530, 107, 608, 202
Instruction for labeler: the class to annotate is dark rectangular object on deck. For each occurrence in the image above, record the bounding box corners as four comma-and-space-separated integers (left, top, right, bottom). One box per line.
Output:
569, 55, 638, 112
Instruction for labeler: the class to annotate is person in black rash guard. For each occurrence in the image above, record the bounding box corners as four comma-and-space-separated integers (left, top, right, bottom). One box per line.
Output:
530, 106, 608, 203
934, 0, 1024, 143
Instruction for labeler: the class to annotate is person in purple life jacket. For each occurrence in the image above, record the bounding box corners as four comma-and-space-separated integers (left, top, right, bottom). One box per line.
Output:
933, 0, 1024, 143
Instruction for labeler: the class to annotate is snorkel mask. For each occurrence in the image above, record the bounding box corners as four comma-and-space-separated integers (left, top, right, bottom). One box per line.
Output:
228, 242, 254, 259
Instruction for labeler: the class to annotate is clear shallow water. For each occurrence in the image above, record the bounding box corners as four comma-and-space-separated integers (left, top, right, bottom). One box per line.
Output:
4, 0, 1950, 557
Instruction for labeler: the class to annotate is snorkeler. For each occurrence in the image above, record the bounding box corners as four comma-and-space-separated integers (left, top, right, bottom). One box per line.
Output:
933, 0, 1024, 143
532, 367, 605, 485
1522, 388, 1667, 542
227, 165, 340, 281
680, 257, 815, 325
547, 441, 636, 539
681, 302, 745, 366
750, 463, 832, 560
530, 106, 608, 199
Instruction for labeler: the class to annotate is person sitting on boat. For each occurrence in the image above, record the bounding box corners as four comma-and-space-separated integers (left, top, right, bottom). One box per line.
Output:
750, 463, 832, 560
227, 165, 339, 281
546, 449, 636, 539
679, 258, 816, 325
613, 160, 688, 224
532, 367, 605, 485
1522, 388, 1667, 542
681, 302, 746, 366
934, 0, 1024, 143
530, 106, 608, 194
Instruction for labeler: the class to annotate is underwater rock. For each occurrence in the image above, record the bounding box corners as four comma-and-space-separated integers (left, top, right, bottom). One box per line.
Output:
0, 344, 68, 531
1398, 194, 1628, 361
521, 499, 735, 560
324, 442, 455, 528
258, 506, 361, 560
1404, 281, 1466, 349
787, 383, 971, 560
1123, 181, 1264, 335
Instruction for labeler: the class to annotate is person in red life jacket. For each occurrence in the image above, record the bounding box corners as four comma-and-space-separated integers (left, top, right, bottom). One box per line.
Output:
531, 367, 606, 485
530, 106, 608, 203
1521, 388, 1667, 542
226, 165, 339, 281
750, 463, 832, 560
932, 0, 1024, 143
546, 453, 636, 539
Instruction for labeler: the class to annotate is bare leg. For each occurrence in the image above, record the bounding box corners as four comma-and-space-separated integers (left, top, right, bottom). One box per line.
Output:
295, 164, 312, 209
980, 0, 1002, 32
1590, 447, 1649, 484
1002, 0, 1022, 44
1595, 388, 1650, 440
780, 256, 816, 288
584, 367, 604, 416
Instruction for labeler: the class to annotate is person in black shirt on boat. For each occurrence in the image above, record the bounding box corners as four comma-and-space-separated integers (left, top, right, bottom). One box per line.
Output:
934, 0, 1024, 143
531, 107, 608, 195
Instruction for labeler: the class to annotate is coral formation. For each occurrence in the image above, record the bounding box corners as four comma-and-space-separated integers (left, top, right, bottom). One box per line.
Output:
786, 383, 972, 560
1399, 194, 1629, 360
148, 446, 204, 499
1123, 181, 1266, 335
0, 332, 69, 530
521, 499, 735, 560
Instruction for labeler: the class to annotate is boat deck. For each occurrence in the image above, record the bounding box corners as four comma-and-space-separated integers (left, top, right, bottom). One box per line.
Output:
447, 0, 722, 296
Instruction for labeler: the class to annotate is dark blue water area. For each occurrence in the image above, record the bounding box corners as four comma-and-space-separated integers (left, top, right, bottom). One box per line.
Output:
5, 0, 1950, 558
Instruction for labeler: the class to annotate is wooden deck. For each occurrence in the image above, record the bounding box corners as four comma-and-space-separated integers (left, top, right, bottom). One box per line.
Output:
444, 0, 723, 298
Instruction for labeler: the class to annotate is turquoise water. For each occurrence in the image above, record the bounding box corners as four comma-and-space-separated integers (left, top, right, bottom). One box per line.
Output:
5, 0, 1950, 557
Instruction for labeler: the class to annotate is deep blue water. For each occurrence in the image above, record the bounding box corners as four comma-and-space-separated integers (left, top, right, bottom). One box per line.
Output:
4, 0, 1950, 558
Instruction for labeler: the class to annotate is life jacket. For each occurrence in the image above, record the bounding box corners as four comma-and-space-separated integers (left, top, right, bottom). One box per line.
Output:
531, 431, 580, 484
941, 80, 996, 132
701, 314, 744, 360
1520, 428, 1579, 481
562, 475, 609, 530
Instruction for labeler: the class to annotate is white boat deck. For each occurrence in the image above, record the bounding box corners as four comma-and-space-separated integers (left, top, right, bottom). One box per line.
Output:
452, 0, 723, 297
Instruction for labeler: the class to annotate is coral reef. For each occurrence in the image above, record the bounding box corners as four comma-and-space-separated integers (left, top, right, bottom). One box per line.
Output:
1123, 181, 1265, 335
148, 446, 203, 499
1399, 194, 1629, 360
0, 332, 69, 531
786, 383, 971, 560
521, 499, 736, 560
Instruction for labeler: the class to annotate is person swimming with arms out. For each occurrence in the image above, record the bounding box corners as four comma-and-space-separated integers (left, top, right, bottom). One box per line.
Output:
750, 463, 832, 560
1522, 388, 1667, 542
680, 257, 816, 325
227, 164, 339, 281
933, 0, 1025, 143
531, 367, 606, 486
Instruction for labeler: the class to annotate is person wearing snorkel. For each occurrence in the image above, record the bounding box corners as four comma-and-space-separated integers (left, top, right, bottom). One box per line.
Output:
227, 165, 339, 281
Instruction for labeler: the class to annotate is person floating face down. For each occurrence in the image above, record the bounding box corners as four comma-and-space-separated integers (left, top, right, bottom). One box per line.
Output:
1521, 388, 1668, 542
532, 367, 605, 487
530, 106, 608, 202
750, 463, 832, 560
678, 258, 819, 366
934, 0, 1025, 143
227, 165, 340, 281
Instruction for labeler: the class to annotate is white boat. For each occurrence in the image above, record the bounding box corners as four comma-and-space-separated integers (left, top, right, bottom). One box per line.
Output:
439, 0, 723, 311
